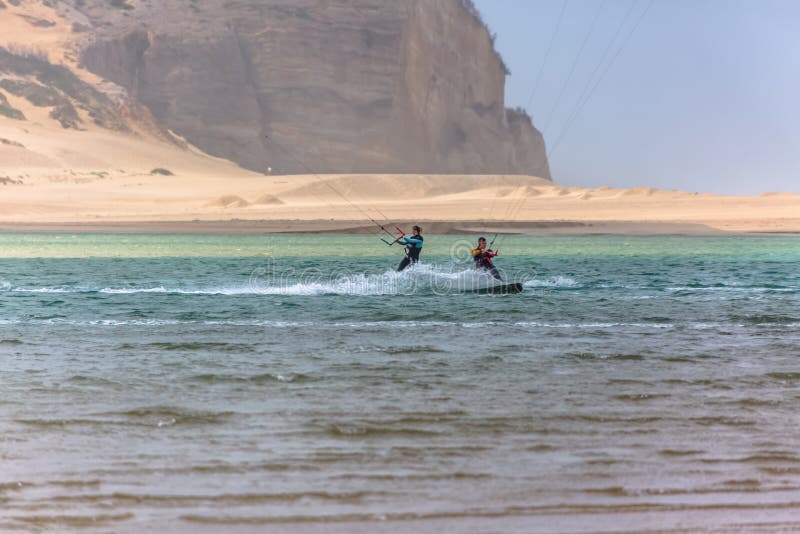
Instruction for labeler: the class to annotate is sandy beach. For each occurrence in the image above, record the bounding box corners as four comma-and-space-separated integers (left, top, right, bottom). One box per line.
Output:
2, 118, 798, 234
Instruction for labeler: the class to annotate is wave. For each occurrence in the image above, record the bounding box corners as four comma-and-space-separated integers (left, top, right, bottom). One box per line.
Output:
323, 423, 442, 438
3, 318, 799, 332
2, 265, 523, 296
765, 372, 800, 381
189, 372, 313, 384
569, 353, 646, 362
731, 314, 800, 325
118, 341, 259, 352
593, 283, 798, 293
0, 318, 673, 328
0, 265, 586, 296
13, 283, 797, 297
6, 513, 134, 529
10, 287, 73, 293
37, 490, 380, 505
523, 276, 579, 288
665, 285, 798, 293
231, 264, 539, 295
7, 272, 797, 297
17, 406, 233, 429
513, 321, 675, 329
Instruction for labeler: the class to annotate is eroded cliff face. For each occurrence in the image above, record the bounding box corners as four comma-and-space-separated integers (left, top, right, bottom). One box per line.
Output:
72, 0, 550, 178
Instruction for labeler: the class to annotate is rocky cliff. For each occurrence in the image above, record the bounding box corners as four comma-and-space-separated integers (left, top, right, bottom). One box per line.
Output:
69, 0, 550, 178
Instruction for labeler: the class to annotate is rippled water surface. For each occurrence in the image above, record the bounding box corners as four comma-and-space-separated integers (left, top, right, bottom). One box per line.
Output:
1, 233, 799, 533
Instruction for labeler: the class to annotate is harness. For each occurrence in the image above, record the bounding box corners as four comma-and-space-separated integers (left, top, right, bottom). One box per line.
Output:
472, 248, 496, 269
405, 235, 423, 260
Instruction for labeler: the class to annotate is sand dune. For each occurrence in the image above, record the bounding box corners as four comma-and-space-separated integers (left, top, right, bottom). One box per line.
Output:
252, 194, 284, 205
2, 148, 800, 233
281, 174, 552, 200
206, 195, 250, 208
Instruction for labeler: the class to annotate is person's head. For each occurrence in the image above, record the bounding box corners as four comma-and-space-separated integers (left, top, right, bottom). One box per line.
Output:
412, 225, 421, 235
477, 237, 487, 249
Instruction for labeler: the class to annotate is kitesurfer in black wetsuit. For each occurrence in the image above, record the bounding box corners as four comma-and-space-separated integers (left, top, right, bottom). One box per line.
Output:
397, 225, 423, 271
472, 236, 502, 281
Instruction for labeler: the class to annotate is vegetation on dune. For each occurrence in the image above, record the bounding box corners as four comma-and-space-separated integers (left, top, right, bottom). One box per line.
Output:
0, 91, 25, 120
17, 14, 56, 28
0, 137, 25, 148
50, 101, 81, 129
150, 168, 175, 176
109, 0, 134, 10
0, 79, 65, 107
0, 47, 126, 131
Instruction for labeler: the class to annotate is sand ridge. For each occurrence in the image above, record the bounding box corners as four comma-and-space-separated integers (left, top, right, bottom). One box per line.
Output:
2, 158, 799, 232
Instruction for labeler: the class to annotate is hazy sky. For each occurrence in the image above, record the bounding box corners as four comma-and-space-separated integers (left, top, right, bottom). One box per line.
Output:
473, 0, 800, 194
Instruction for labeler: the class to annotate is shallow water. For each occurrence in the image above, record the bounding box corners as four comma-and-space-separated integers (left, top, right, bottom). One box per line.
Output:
1, 234, 799, 532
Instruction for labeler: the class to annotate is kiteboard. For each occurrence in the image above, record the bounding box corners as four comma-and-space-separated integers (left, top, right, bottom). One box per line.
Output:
468, 282, 524, 295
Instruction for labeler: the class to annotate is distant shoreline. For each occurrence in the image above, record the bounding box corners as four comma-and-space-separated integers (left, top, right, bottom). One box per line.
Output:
1, 219, 794, 235
4, 169, 799, 236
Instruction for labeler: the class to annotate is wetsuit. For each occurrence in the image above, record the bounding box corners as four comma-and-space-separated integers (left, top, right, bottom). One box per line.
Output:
397, 235, 423, 271
472, 248, 503, 281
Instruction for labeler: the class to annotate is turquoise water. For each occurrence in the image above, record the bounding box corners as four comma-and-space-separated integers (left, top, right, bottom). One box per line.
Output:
1, 233, 800, 532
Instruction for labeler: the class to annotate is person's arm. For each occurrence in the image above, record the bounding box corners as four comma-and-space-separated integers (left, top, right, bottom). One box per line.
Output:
486, 249, 498, 258
403, 236, 423, 246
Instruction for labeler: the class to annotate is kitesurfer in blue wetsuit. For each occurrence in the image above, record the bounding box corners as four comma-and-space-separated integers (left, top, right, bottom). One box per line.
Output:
397, 225, 423, 271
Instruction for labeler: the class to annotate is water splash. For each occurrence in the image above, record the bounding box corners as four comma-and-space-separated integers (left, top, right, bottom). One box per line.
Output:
3, 264, 540, 296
